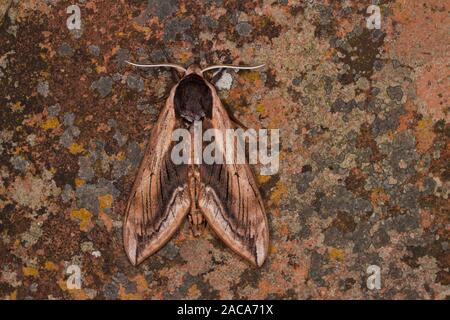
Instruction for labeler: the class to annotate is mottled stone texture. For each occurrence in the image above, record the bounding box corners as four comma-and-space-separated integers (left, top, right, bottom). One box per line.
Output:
0, 0, 448, 300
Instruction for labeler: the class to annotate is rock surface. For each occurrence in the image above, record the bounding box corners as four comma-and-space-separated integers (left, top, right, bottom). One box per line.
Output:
0, 0, 448, 300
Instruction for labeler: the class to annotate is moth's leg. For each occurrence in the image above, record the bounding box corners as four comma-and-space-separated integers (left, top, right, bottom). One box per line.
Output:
187, 166, 206, 236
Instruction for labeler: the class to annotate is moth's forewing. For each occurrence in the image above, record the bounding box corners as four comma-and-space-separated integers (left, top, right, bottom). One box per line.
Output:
198, 83, 270, 267
123, 85, 190, 266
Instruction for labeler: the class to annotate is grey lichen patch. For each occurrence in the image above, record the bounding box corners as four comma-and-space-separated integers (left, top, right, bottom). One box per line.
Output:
8, 171, 60, 211
88, 44, 100, 56
386, 85, 404, 102
57, 42, 74, 57
10, 155, 29, 172
21, 221, 43, 248
145, 0, 179, 20
91, 76, 113, 98
236, 21, 253, 37
126, 74, 144, 92
36, 80, 49, 97
1, 0, 448, 301
164, 18, 193, 41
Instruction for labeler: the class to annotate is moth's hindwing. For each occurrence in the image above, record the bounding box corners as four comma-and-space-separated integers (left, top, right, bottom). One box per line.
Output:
123, 85, 190, 266
198, 83, 269, 267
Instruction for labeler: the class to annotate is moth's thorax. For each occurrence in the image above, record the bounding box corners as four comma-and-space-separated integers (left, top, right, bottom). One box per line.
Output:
174, 71, 213, 124
185, 64, 203, 76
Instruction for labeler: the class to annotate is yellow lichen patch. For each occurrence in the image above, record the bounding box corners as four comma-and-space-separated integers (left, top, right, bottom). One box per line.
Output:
174, 51, 192, 64
75, 178, 85, 187
41, 117, 60, 130
58, 278, 89, 299
11, 101, 24, 112
68, 143, 85, 154
96, 65, 107, 73
256, 174, 271, 185
9, 290, 17, 300
414, 117, 436, 154
44, 261, 58, 271
23, 266, 39, 277
270, 244, 277, 254
119, 286, 142, 300
98, 194, 113, 210
71, 208, 92, 232
270, 181, 288, 205
329, 248, 345, 261
255, 103, 265, 114
110, 151, 125, 161
241, 71, 260, 83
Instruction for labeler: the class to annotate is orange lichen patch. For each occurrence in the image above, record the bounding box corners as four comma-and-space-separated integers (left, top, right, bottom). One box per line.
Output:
255, 278, 284, 299
68, 143, 85, 155
41, 117, 60, 130
335, 18, 353, 38
186, 284, 201, 299
98, 194, 114, 232
420, 209, 433, 230
118, 286, 142, 300
132, 23, 153, 39
75, 178, 85, 187
270, 181, 287, 205
386, 0, 449, 65
44, 261, 58, 271
414, 118, 436, 154
416, 57, 448, 122
22, 266, 39, 277
9, 290, 17, 300
279, 221, 290, 238
71, 208, 92, 232
132, 275, 149, 294
329, 248, 345, 261
70, 289, 90, 300
370, 188, 390, 208
271, 207, 281, 218
397, 100, 416, 132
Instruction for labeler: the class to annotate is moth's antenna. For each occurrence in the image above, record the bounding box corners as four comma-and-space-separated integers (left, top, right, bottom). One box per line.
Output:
201, 64, 265, 73
125, 61, 187, 73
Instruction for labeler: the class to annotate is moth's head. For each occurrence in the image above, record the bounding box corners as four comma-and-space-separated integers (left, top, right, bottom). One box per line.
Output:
125, 61, 265, 83
185, 64, 203, 77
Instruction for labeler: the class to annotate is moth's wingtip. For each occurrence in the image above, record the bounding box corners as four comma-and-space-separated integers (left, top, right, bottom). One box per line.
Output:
254, 238, 268, 267
255, 253, 267, 267
124, 245, 138, 266
123, 227, 139, 266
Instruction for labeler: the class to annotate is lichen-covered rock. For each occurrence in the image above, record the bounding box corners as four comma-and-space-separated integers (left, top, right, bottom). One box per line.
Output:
0, 0, 448, 300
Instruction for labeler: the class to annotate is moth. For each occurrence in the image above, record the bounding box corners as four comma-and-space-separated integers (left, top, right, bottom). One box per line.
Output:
123, 61, 269, 267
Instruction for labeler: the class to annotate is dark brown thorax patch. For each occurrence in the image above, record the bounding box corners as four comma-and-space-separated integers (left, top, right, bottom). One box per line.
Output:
174, 74, 213, 124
